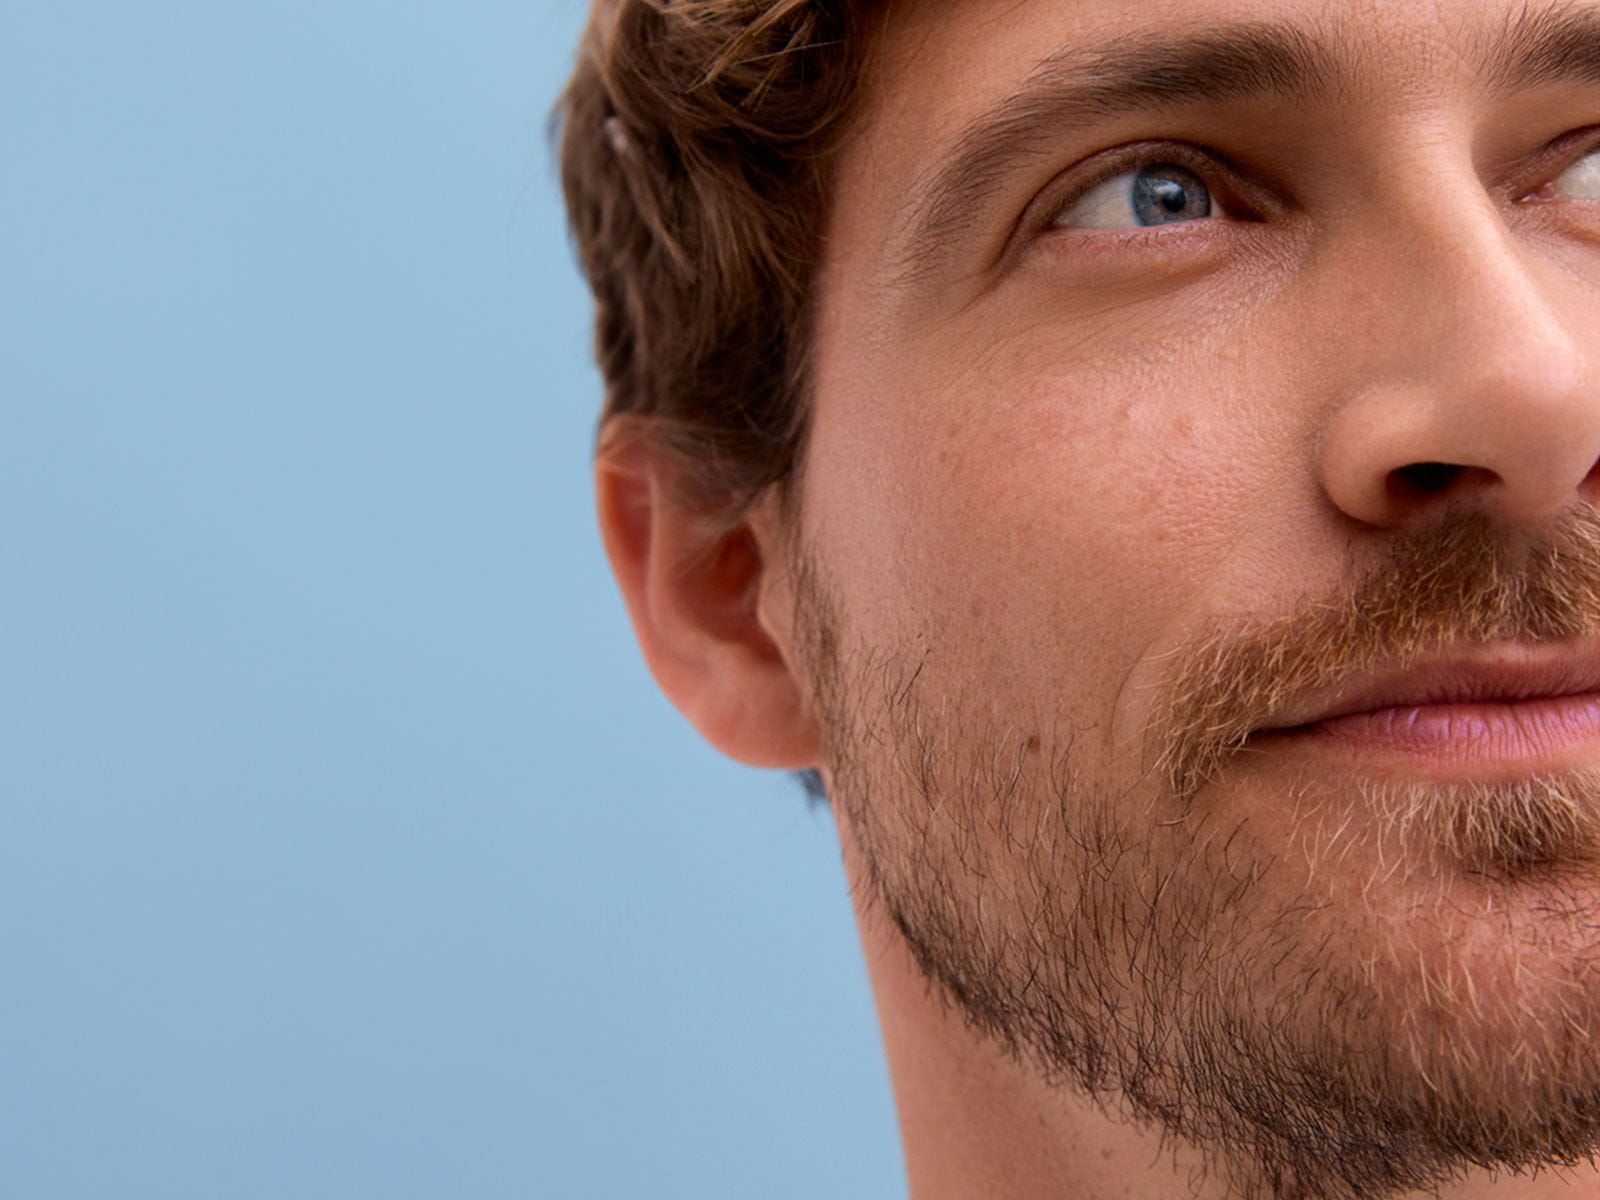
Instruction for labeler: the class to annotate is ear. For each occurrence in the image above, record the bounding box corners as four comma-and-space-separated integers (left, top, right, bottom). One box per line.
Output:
595, 423, 822, 770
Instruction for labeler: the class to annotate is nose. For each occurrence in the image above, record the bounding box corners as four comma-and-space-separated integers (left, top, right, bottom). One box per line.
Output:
1316, 184, 1600, 529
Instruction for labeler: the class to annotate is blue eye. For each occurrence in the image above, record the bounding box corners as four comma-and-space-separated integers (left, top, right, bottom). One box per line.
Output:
1053, 163, 1214, 230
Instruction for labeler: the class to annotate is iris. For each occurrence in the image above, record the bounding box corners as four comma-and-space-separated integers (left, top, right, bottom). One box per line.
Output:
1130, 164, 1210, 225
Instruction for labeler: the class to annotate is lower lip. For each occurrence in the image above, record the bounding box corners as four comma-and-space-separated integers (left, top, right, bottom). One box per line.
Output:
1285, 691, 1600, 764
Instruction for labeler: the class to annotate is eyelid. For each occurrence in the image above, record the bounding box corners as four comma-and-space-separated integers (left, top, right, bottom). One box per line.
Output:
1015, 141, 1252, 249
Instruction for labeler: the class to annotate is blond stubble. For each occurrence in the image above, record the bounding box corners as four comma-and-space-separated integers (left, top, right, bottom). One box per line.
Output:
793, 505, 1600, 1200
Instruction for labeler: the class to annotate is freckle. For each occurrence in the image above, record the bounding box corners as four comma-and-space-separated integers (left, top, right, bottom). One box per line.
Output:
1025, 734, 1041, 755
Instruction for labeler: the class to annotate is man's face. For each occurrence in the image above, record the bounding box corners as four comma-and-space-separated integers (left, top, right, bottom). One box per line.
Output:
789, 0, 1600, 1194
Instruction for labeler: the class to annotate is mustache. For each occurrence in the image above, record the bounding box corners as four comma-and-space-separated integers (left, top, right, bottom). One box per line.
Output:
1154, 503, 1600, 805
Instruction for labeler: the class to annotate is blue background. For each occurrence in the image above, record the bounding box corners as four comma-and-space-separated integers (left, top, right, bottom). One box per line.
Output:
1, 2, 903, 1196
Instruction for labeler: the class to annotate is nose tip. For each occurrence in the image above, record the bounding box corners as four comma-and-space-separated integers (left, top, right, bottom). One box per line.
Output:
1316, 304, 1600, 530
1309, 163, 1600, 533
1320, 393, 1600, 528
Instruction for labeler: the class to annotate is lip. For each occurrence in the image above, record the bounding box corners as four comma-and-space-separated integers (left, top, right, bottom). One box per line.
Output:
1254, 642, 1600, 766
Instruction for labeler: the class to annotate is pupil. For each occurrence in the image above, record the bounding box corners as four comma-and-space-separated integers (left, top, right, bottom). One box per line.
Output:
1131, 165, 1210, 226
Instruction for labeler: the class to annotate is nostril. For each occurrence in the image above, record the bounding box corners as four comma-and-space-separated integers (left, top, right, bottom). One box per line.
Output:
1389, 461, 1466, 501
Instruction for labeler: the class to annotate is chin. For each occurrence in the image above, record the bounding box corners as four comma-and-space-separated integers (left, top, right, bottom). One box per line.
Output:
1200, 762, 1600, 1173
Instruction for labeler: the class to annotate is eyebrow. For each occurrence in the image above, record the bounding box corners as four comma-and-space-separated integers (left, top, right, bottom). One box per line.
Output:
1481, 1, 1600, 92
895, 3, 1600, 283
895, 23, 1336, 279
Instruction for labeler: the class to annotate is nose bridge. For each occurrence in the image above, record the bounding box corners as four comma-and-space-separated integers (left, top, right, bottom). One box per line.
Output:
1374, 162, 1573, 392
1315, 151, 1600, 527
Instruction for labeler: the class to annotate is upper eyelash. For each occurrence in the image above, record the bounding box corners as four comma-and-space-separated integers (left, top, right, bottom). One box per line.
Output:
1040, 144, 1233, 229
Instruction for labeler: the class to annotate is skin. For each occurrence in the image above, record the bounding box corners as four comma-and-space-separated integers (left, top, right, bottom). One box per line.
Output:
597, 0, 1600, 1195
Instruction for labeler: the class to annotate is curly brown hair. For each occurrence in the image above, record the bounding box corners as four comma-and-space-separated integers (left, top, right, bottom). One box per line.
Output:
556, 0, 871, 524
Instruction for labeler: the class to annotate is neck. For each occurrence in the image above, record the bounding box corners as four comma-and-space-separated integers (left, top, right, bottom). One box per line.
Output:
838, 824, 1600, 1200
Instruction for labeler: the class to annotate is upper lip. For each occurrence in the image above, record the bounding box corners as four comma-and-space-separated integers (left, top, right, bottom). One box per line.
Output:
1258, 642, 1600, 732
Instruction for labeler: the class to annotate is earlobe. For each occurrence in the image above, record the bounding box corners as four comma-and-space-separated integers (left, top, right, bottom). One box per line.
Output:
594, 425, 822, 770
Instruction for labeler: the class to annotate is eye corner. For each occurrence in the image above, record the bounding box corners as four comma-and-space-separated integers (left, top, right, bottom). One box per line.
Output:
1514, 180, 1559, 206
1517, 131, 1600, 206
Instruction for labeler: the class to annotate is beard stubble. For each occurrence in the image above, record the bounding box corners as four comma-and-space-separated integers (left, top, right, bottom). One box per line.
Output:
793, 504, 1600, 1200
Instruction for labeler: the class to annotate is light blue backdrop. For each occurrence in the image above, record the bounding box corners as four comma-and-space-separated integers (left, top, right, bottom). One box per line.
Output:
1, 2, 903, 1196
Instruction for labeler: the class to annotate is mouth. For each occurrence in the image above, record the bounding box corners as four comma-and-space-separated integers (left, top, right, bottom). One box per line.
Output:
1253, 643, 1600, 770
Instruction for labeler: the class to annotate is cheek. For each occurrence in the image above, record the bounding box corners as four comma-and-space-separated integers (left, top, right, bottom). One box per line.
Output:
807, 337, 1268, 691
